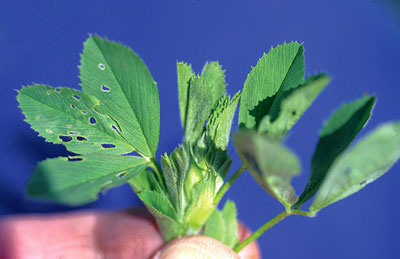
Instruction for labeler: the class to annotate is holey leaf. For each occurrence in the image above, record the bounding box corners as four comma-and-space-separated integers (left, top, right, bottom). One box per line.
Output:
310, 122, 400, 213
234, 131, 301, 209
17, 85, 134, 155
294, 95, 376, 209
27, 155, 148, 205
239, 42, 304, 131
258, 74, 330, 138
80, 35, 160, 158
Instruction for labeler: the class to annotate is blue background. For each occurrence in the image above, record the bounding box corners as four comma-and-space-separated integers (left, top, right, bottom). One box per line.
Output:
1, 0, 400, 258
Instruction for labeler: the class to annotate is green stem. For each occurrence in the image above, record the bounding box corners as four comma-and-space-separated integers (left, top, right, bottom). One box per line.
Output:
234, 211, 290, 253
150, 157, 164, 187
291, 209, 315, 217
213, 165, 247, 206
234, 209, 314, 253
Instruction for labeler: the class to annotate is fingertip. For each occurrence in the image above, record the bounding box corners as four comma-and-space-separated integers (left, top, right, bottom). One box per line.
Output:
154, 235, 239, 259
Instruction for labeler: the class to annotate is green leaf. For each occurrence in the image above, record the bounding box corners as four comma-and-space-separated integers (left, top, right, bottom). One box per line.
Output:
138, 190, 180, 241
184, 76, 213, 143
17, 85, 134, 155
161, 153, 179, 209
206, 92, 241, 149
259, 74, 330, 138
234, 131, 301, 209
294, 95, 376, 209
177, 62, 195, 128
204, 208, 225, 242
80, 35, 160, 158
128, 168, 162, 194
310, 122, 400, 213
239, 42, 304, 131
200, 61, 226, 106
221, 201, 239, 248
204, 201, 239, 248
181, 62, 227, 143
170, 146, 190, 213
27, 155, 148, 205
185, 176, 216, 232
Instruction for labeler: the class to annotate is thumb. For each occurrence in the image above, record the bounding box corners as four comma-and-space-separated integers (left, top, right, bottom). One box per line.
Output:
153, 235, 239, 259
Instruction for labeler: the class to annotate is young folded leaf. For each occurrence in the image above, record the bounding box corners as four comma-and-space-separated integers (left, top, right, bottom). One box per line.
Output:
294, 95, 376, 209
234, 131, 301, 209
239, 42, 304, 131
160, 147, 189, 215
27, 155, 148, 205
179, 62, 227, 143
204, 200, 239, 248
200, 61, 226, 105
161, 154, 180, 209
205, 92, 241, 149
138, 190, 181, 241
17, 85, 134, 155
177, 62, 195, 128
258, 74, 330, 138
310, 122, 400, 213
184, 176, 216, 233
184, 77, 213, 143
80, 35, 160, 158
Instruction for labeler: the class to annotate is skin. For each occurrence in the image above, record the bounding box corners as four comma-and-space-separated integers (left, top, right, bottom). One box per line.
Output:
0, 209, 260, 259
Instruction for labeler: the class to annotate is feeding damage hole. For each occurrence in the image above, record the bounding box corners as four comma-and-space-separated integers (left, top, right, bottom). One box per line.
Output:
55, 88, 60, 92
117, 172, 127, 179
81, 110, 88, 115
73, 95, 80, 100
68, 157, 83, 162
67, 125, 73, 128
89, 117, 97, 125
112, 125, 121, 135
71, 104, 76, 109
69, 131, 79, 135
77, 136, 87, 141
98, 63, 105, 70
101, 85, 111, 92
101, 143, 116, 149
46, 129, 53, 133
47, 90, 52, 95
59, 135, 73, 142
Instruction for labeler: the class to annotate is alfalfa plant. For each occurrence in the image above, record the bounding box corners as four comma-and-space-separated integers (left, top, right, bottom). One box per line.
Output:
17, 35, 400, 253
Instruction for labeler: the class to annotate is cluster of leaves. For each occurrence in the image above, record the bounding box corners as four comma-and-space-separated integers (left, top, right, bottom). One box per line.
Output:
236, 42, 400, 216
17, 35, 240, 245
17, 36, 400, 251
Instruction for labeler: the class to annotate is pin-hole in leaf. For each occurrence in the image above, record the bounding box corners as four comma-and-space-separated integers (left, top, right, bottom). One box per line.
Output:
27, 155, 148, 205
17, 84, 134, 155
80, 35, 160, 158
